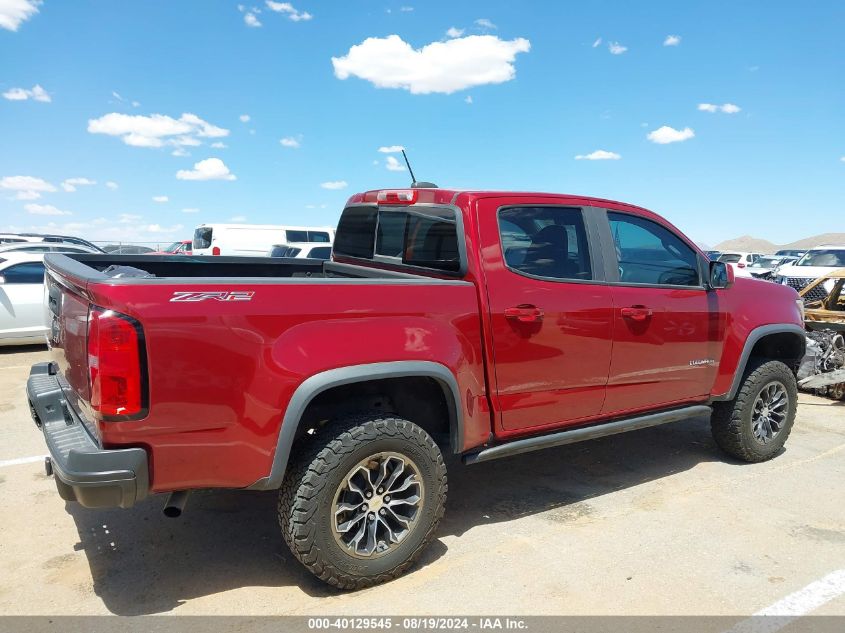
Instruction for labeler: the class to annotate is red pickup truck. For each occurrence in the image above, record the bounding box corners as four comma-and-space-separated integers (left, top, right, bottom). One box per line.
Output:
28, 188, 806, 589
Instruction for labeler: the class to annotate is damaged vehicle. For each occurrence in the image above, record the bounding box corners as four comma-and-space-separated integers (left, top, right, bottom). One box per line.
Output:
775, 244, 845, 301
796, 269, 845, 399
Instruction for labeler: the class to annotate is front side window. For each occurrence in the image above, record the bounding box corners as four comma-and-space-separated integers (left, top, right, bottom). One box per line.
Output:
2, 262, 46, 284
308, 246, 332, 259
608, 212, 700, 286
193, 227, 212, 250
498, 207, 592, 281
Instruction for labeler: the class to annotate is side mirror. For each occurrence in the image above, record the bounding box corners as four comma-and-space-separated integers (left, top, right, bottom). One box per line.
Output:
709, 260, 733, 289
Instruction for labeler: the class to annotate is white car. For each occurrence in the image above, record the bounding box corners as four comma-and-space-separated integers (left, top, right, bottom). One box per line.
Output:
0, 252, 49, 346
775, 244, 845, 301
717, 251, 763, 278
268, 243, 333, 259
0, 242, 100, 255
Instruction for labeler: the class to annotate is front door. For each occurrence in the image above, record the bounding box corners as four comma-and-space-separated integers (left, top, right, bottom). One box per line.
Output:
477, 199, 614, 435
600, 209, 724, 414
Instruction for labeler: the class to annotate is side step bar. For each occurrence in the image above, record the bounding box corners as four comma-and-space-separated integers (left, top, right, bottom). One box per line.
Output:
463, 404, 712, 465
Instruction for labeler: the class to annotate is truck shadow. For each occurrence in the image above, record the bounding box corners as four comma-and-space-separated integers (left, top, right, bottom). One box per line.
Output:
66, 415, 730, 614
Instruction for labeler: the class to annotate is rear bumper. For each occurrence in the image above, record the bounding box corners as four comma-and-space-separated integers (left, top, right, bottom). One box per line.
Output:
26, 362, 149, 509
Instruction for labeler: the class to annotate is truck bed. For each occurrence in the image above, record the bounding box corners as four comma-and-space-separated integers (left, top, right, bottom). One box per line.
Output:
41, 253, 488, 492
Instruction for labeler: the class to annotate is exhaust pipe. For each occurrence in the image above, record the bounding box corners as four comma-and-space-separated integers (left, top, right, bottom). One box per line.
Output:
163, 490, 189, 518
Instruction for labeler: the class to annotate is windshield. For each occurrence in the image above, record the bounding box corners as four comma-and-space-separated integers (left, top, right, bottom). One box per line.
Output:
718, 254, 741, 263
750, 256, 779, 267
796, 249, 845, 267
165, 242, 182, 252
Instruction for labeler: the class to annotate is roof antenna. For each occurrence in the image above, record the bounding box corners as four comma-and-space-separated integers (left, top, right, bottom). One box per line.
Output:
401, 149, 437, 189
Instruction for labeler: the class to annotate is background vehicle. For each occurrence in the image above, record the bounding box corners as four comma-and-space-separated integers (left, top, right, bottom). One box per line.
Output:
268, 243, 333, 259
718, 251, 763, 278
30, 188, 805, 590
192, 224, 334, 256
102, 244, 156, 254
775, 249, 806, 258
748, 255, 798, 280
148, 240, 192, 255
0, 242, 101, 255
775, 245, 845, 301
17, 233, 103, 252
0, 252, 47, 346
704, 250, 721, 260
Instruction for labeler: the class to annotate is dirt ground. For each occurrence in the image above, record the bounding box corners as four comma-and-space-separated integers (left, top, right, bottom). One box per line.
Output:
1, 345, 844, 617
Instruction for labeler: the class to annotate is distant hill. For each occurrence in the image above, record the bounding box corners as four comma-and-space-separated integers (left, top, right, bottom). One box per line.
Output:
714, 233, 845, 254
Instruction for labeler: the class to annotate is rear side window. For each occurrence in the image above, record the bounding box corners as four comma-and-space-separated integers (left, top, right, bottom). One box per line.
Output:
193, 227, 212, 250
308, 246, 332, 259
498, 207, 592, 281
2, 262, 45, 284
608, 212, 700, 286
335, 205, 461, 273
286, 230, 331, 243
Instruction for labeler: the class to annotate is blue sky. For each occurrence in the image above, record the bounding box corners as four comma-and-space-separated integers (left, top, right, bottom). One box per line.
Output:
1, 0, 843, 247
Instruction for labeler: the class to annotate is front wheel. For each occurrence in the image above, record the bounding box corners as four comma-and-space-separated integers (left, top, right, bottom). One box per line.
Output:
278, 415, 447, 589
711, 358, 798, 462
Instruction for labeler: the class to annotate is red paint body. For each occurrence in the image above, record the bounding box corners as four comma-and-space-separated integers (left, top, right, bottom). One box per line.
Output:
45, 190, 804, 493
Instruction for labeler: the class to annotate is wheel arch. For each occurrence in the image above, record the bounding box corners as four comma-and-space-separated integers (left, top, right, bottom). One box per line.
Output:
249, 361, 463, 490
714, 324, 806, 402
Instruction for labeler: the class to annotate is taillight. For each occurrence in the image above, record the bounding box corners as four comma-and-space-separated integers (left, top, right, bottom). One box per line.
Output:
88, 308, 146, 418
212, 246, 221, 255
377, 189, 418, 205
738, 263, 746, 268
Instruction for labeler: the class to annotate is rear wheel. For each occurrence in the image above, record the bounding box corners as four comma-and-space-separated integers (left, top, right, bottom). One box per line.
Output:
711, 358, 798, 462
278, 415, 447, 589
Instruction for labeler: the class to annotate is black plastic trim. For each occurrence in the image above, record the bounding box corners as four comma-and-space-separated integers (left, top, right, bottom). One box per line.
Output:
248, 361, 464, 490
26, 363, 149, 508
463, 405, 712, 464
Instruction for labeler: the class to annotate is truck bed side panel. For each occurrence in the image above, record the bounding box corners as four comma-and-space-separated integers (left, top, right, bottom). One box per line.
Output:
82, 279, 486, 492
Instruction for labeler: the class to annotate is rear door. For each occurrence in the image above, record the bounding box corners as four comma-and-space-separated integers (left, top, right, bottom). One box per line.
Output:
598, 208, 723, 414
0, 261, 48, 341
477, 198, 614, 435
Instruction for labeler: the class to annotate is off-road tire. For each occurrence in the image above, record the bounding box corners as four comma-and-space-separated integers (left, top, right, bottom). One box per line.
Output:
711, 358, 798, 462
278, 414, 447, 590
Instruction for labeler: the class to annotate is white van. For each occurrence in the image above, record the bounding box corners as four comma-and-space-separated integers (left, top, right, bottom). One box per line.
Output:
192, 224, 334, 257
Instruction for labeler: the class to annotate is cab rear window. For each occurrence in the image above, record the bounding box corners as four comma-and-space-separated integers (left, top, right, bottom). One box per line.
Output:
334, 205, 461, 273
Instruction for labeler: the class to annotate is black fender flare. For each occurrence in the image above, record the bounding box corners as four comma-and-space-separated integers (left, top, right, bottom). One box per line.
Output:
713, 323, 806, 401
247, 361, 463, 490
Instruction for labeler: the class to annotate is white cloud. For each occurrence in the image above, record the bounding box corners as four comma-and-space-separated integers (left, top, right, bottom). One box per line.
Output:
61, 177, 96, 192
119, 213, 142, 224
446, 27, 464, 38
172, 147, 190, 157
663, 35, 681, 46
280, 136, 301, 148
176, 158, 236, 181
465, 95, 473, 104
592, 37, 602, 48
698, 102, 741, 114
332, 34, 531, 95
25, 203, 71, 216
475, 18, 496, 30
400, 6, 413, 11
244, 12, 262, 27
378, 145, 405, 153
239, 114, 250, 123
840, 156, 845, 162
210, 141, 227, 148
230, 215, 247, 222
385, 156, 405, 171
1, 175, 56, 200
181, 207, 200, 213
575, 150, 621, 160
647, 125, 695, 144
0, 219, 185, 244
106, 181, 119, 190
152, 195, 169, 203
608, 41, 627, 55
265, 1, 312, 21
0, 0, 40, 31
320, 180, 348, 190
3, 84, 51, 102
87, 112, 229, 150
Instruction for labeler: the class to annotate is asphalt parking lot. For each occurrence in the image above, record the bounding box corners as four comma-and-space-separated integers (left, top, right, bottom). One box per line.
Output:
1, 345, 844, 617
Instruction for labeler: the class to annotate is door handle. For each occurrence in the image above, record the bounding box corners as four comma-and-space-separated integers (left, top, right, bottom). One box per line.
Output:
620, 305, 653, 322
504, 305, 544, 323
